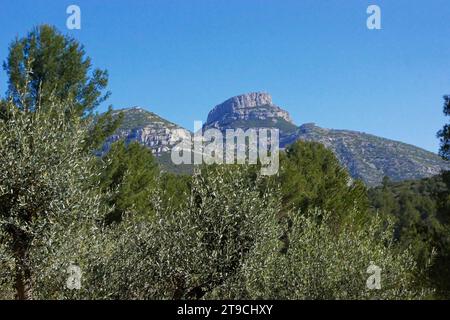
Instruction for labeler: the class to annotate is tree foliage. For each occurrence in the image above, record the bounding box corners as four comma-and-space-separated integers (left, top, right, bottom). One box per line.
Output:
241, 209, 431, 300
4, 25, 108, 115
368, 174, 450, 298
438, 95, 450, 160
98, 140, 159, 224
0, 98, 108, 299
279, 140, 368, 225
46, 164, 281, 299
2, 24, 120, 149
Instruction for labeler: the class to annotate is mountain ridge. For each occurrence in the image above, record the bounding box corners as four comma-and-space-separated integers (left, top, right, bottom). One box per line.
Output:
104, 93, 450, 186
291, 123, 448, 186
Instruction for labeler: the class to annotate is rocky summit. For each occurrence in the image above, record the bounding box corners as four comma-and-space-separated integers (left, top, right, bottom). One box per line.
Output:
104, 94, 450, 186
203, 92, 297, 136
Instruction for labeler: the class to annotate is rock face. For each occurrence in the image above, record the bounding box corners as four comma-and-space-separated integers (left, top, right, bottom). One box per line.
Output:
102, 107, 191, 156
204, 92, 296, 135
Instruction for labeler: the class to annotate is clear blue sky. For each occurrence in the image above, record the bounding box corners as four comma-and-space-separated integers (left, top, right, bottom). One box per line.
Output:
1, 0, 450, 152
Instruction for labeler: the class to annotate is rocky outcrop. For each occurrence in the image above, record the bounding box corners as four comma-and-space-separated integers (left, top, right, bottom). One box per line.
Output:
101, 107, 191, 156
204, 92, 295, 134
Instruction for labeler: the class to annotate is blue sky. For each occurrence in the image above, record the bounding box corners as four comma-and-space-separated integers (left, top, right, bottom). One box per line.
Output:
1, 0, 450, 152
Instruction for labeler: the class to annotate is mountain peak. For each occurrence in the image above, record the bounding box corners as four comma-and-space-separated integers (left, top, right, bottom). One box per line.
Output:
216, 92, 273, 111
204, 92, 295, 133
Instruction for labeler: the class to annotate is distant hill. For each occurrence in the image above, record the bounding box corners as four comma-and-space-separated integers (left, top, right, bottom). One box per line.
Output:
100, 107, 194, 174
104, 93, 450, 185
286, 123, 450, 186
101, 107, 191, 156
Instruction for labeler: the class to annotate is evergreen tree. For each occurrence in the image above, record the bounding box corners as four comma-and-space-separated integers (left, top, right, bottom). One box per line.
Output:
369, 176, 398, 216
438, 95, 450, 160
158, 172, 191, 211
2, 25, 120, 149
98, 141, 159, 224
368, 174, 450, 298
279, 140, 368, 224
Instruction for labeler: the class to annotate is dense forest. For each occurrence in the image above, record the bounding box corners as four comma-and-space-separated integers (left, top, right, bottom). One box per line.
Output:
0, 25, 448, 300
369, 173, 450, 297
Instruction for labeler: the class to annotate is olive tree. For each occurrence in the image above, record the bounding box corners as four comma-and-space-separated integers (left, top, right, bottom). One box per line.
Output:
241, 209, 433, 300
0, 95, 108, 299
81, 164, 281, 299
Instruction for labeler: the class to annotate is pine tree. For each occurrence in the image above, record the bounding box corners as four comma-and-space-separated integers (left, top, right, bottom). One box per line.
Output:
279, 140, 368, 224
2, 25, 120, 149
98, 141, 160, 224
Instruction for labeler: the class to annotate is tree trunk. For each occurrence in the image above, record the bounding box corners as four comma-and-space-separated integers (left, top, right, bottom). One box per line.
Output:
12, 229, 33, 300
15, 260, 32, 300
